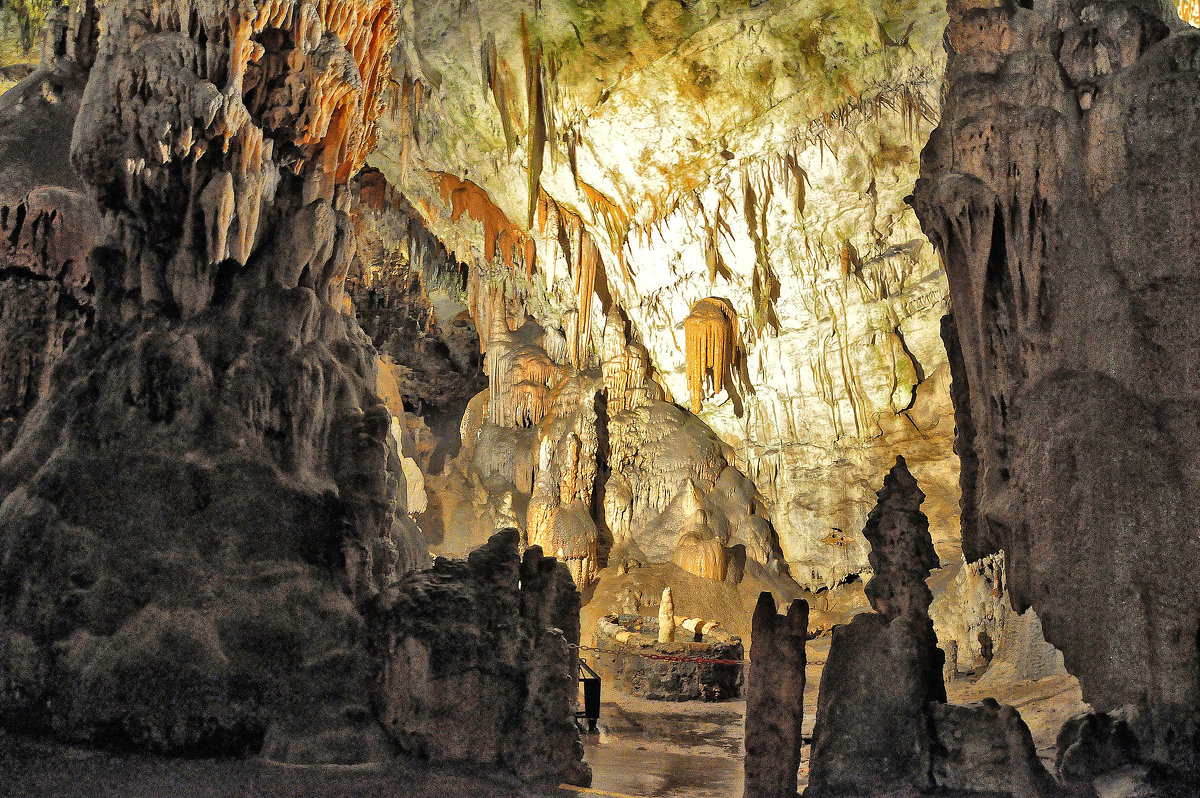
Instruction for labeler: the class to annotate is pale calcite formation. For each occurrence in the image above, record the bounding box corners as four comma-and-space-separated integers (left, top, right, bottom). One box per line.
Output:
370, 0, 960, 590
426, 304, 789, 596
657, 587, 676, 644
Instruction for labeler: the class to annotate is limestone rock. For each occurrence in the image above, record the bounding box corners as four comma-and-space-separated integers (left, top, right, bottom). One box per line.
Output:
913, 0, 1200, 770
658, 587, 676, 644
862, 456, 939, 624
744, 592, 808, 798
931, 699, 1064, 798
807, 611, 943, 796
0, 2, 100, 455
372, 529, 590, 786
807, 458, 946, 796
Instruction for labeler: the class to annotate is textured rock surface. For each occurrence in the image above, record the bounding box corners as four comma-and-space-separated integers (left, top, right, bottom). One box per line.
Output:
345, 168, 485, 471
807, 458, 945, 795
0, 0, 425, 760
423, 299, 794, 618
931, 699, 1063, 797
807, 459, 1061, 796
913, 0, 1200, 771
0, 2, 99, 455
372, 529, 589, 785
744, 591, 808, 798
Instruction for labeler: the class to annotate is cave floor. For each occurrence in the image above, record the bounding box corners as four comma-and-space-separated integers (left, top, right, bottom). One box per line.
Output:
578, 635, 1088, 798
0, 638, 1087, 798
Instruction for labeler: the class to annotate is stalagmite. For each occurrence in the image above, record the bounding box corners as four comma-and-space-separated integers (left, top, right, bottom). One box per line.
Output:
807, 457, 945, 795
744, 592, 808, 798
684, 297, 738, 414
657, 587, 676, 644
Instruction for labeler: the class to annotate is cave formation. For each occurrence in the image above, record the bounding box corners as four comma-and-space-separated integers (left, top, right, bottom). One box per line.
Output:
1, 0, 1200, 795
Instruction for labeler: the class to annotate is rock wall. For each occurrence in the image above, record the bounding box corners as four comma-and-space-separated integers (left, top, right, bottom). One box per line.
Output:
0, 1, 99, 455
372, 529, 590, 785
0, 0, 427, 759
913, 0, 1200, 772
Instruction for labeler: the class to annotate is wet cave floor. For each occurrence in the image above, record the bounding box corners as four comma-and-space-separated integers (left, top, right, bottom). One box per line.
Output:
0, 638, 1086, 798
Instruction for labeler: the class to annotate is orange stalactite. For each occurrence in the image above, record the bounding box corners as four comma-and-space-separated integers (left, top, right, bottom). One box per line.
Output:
1181, 0, 1200, 24
434, 173, 535, 274
684, 297, 739, 414
576, 234, 600, 368
536, 188, 605, 366
579, 180, 633, 280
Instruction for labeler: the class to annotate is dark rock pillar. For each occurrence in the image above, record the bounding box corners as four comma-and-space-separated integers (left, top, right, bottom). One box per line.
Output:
806, 457, 944, 795
744, 591, 808, 798
913, 0, 1200, 772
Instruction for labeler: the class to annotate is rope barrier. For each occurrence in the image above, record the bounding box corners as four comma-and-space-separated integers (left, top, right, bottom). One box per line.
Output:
572, 643, 747, 666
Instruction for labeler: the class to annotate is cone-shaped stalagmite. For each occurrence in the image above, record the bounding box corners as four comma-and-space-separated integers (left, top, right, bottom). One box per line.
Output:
807, 457, 944, 795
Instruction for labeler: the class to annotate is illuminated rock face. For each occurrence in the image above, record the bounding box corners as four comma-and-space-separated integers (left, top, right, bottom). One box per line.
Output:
373, 0, 960, 590
424, 296, 788, 593
0, 0, 426, 760
913, 0, 1200, 772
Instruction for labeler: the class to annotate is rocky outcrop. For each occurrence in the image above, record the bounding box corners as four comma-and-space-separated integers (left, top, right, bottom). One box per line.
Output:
0, 0, 427, 760
0, 1, 100, 455
912, 0, 1200, 773
372, 529, 590, 786
744, 591, 808, 798
931, 699, 1063, 797
807, 458, 1060, 797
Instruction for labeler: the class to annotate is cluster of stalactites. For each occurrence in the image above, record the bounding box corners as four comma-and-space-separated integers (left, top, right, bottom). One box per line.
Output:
538, 191, 601, 370
484, 319, 565, 430
437, 173, 535, 275
71, 0, 398, 320
1180, 0, 1200, 26
684, 297, 738, 414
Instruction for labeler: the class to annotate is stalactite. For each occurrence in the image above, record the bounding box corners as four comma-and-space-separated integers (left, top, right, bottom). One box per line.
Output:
579, 180, 632, 281
684, 297, 738, 414
522, 14, 547, 229
536, 188, 603, 368
481, 32, 517, 157
435, 172, 533, 274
